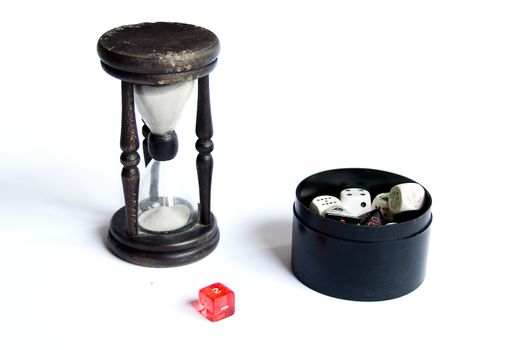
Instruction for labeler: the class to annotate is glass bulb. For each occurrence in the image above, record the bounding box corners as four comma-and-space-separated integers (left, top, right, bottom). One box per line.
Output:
134, 80, 198, 234
138, 159, 198, 234
135, 81, 195, 134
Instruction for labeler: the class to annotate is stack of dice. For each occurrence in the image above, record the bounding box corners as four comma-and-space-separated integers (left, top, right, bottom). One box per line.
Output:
309, 183, 425, 227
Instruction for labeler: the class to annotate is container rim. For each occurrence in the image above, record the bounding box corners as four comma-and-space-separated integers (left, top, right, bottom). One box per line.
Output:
294, 168, 433, 242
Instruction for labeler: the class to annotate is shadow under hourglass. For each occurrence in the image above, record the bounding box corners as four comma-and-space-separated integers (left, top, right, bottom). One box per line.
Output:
98, 225, 111, 252
253, 219, 293, 273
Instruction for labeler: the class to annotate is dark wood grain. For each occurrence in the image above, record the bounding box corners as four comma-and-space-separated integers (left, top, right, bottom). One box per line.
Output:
108, 207, 219, 267
196, 75, 214, 225
98, 22, 220, 75
97, 22, 220, 85
120, 82, 140, 236
100, 22, 221, 267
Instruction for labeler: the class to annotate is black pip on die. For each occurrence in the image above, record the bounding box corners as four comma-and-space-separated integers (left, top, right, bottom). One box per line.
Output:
308, 183, 426, 227
309, 195, 358, 224
309, 196, 345, 216
340, 188, 372, 217
372, 193, 393, 221
315, 188, 373, 224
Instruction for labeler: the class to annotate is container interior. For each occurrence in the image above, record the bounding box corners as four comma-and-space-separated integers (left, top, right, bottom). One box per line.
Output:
294, 168, 432, 242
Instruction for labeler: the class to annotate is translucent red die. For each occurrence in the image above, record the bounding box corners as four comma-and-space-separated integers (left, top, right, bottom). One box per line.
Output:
198, 282, 235, 322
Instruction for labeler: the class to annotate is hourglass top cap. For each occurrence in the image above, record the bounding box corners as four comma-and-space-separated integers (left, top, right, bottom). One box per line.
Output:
97, 22, 220, 84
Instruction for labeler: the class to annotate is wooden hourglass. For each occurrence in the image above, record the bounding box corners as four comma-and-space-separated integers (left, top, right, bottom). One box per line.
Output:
97, 22, 220, 267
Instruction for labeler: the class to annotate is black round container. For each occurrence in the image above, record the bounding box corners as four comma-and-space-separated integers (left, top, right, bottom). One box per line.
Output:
291, 168, 432, 301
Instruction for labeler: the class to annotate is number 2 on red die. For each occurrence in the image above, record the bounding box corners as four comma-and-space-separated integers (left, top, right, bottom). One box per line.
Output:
198, 282, 235, 322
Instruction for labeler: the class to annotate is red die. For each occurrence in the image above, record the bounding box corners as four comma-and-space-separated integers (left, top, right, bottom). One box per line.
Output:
198, 282, 235, 322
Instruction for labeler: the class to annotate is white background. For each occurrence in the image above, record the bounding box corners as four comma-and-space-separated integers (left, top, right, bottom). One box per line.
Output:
1, 0, 525, 349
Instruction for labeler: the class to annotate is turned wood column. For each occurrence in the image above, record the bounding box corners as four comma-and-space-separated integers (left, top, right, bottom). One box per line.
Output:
120, 82, 140, 236
196, 75, 214, 225
100, 22, 220, 267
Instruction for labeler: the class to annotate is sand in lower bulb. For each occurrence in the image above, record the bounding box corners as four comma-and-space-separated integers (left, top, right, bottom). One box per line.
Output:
138, 204, 191, 232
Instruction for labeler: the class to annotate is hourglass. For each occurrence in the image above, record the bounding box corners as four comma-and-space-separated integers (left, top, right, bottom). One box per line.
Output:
97, 22, 220, 267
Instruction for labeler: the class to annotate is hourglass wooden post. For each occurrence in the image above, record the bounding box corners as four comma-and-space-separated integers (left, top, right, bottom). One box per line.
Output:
120, 81, 140, 236
97, 22, 220, 267
196, 75, 214, 226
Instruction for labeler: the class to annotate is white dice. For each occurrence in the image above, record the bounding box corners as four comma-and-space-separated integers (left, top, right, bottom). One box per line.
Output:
340, 188, 371, 216
309, 195, 343, 216
371, 192, 393, 221
388, 183, 425, 214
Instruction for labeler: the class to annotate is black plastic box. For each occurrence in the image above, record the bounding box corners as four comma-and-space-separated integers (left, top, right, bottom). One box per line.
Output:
291, 168, 432, 301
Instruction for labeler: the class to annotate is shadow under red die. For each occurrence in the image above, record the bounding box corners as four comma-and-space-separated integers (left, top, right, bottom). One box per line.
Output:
198, 282, 235, 322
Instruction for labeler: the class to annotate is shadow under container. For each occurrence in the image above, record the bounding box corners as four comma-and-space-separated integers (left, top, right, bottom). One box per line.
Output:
291, 168, 432, 301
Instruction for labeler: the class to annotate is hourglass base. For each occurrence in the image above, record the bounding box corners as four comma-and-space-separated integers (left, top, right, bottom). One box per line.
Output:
107, 207, 219, 267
